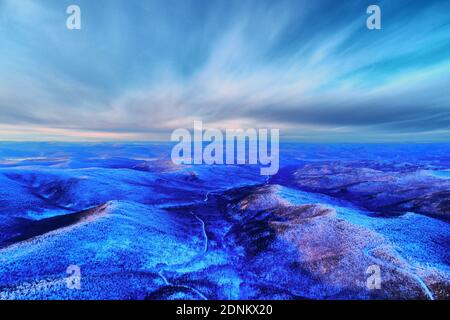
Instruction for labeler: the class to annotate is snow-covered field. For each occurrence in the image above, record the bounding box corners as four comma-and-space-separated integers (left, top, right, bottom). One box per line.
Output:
0, 142, 448, 299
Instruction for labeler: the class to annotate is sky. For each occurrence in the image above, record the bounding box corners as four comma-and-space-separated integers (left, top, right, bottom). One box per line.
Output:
0, 0, 449, 142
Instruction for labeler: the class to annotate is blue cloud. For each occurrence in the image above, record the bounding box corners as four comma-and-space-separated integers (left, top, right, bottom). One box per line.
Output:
0, 0, 449, 141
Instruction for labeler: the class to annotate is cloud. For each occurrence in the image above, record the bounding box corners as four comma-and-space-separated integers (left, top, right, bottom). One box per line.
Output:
0, 0, 449, 141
